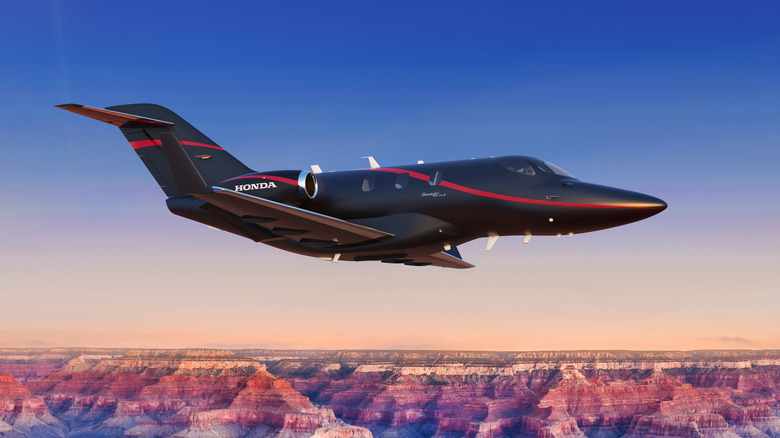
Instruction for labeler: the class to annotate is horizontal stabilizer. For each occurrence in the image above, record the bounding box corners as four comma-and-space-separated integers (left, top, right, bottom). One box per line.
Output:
55, 104, 174, 127
194, 188, 394, 245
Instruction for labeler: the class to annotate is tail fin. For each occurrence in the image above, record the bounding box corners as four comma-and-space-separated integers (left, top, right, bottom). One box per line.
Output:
56, 104, 253, 197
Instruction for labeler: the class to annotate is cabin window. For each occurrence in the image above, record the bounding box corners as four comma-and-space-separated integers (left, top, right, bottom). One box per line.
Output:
395, 172, 409, 189
429, 171, 442, 186
361, 176, 375, 192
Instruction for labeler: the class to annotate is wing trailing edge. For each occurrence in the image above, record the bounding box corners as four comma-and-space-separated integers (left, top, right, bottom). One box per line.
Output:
195, 188, 394, 245
426, 250, 475, 269
404, 249, 475, 269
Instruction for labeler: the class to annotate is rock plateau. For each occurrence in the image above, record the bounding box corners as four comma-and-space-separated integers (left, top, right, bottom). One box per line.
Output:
2, 349, 780, 437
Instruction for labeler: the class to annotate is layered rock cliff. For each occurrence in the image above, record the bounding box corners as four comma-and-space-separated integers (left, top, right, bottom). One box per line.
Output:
1, 350, 371, 438
2, 349, 780, 437
0, 373, 66, 437
262, 352, 780, 438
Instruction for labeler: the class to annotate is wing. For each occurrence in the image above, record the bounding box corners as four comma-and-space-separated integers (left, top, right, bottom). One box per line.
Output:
194, 188, 393, 245
421, 249, 475, 269
383, 252, 474, 269
380, 245, 475, 269
194, 190, 475, 268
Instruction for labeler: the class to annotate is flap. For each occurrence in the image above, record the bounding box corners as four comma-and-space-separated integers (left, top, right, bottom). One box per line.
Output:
381, 250, 475, 269
422, 251, 476, 269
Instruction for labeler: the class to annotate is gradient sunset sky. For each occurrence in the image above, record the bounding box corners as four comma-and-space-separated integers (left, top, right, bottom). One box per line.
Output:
1, 1, 778, 350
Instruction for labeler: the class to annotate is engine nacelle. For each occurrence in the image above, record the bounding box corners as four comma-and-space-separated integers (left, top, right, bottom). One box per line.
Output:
221, 170, 318, 205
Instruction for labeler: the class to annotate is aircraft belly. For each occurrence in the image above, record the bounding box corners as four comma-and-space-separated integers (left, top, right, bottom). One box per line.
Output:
261, 212, 471, 259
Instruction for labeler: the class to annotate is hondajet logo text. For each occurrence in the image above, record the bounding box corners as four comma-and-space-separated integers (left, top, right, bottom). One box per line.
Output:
234, 182, 277, 191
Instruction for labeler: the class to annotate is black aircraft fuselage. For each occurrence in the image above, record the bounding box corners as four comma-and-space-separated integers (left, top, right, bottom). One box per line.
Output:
58, 103, 666, 269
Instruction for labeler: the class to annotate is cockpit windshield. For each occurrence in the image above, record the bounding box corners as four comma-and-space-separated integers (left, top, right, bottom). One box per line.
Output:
498, 157, 576, 178
498, 157, 537, 176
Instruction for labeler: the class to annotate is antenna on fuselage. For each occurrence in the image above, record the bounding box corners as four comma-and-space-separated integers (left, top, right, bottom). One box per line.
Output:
362, 156, 380, 169
481, 232, 499, 251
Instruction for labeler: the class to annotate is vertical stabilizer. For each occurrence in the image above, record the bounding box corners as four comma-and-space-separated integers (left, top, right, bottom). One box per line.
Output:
57, 103, 253, 197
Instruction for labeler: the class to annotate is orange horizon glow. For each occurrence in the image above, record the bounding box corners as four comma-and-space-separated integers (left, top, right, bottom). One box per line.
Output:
2, 216, 778, 351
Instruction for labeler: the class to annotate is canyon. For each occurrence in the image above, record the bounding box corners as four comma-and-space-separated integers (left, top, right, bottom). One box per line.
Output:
0, 349, 367, 438
1, 349, 779, 437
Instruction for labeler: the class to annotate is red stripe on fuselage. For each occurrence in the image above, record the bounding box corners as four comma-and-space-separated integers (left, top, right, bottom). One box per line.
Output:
129, 139, 225, 151
129, 139, 160, 149
371, 167, 651, 209
219, 174, 298, 186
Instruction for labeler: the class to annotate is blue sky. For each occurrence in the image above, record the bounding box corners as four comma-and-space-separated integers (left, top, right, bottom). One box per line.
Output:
1, 1, 778, 349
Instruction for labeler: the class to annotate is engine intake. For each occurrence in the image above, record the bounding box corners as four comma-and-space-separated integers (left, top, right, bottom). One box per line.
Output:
298, 171, 318, 200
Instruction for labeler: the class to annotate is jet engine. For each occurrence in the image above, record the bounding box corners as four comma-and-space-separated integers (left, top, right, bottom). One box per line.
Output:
221, 170, 318, 205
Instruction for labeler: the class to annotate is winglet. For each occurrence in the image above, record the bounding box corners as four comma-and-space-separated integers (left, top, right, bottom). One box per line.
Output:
56, 104, 174, 127
444, 246, 463, 259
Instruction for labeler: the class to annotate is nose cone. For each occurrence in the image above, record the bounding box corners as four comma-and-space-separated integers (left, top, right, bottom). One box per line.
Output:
599, 186, 667, 224
607, 189, 667, 212
564, 183, 667, 232
621, 192, 666, 223
576, 183, 666, 210
644, 195, 667, 212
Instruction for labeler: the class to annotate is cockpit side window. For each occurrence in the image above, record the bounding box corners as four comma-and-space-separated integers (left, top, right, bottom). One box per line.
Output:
541, 161, 575, 178
498, 158, 536, 176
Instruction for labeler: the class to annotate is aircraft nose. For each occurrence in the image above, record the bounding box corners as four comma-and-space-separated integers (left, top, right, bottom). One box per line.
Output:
562, 183, 667, 231
596, 187, 667, 224
618, 192, 667, 211
647, 196, 667, 211
578, 183, 666, 211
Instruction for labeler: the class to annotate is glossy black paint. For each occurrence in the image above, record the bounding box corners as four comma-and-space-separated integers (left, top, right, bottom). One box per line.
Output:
58, 103, 667, 268
272, 157, 666, 259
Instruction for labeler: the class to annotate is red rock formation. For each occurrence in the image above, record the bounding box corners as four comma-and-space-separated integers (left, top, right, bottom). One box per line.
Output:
0, 373, 66, 437
174, 370, 371, 437
0, 348, 126, 383
5, 349, 780, 437
270, 356, 780, 438
20, 351, 371, 438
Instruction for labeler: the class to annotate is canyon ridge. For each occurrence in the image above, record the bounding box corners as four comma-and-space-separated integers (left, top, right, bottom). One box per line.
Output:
1, 349, 779, 438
